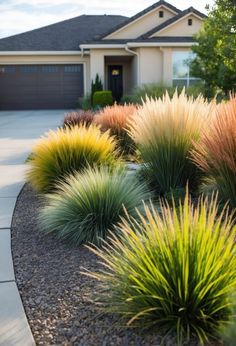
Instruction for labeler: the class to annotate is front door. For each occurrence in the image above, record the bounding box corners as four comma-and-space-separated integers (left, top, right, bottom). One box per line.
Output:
108, 65, 123, 102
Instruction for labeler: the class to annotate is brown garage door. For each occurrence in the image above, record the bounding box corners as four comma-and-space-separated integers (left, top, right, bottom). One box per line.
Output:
0, 64, 84, 110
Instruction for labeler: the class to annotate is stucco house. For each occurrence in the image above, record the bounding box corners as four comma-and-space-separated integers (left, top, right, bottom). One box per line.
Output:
0, 0, 206, 110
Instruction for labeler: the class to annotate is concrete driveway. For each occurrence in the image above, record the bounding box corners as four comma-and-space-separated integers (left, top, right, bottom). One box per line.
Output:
0, 110, 66, 345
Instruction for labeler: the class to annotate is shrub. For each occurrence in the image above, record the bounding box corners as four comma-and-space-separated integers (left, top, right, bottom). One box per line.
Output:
27, 125, 119, 193
39, 167, 150, 245
94, 104, 137, 155
91, 74, 103, 100
129, 84, 177, 104
88, 194, 236, 345
93, 91, 113, 108
63, 110, 94, 128
121, 84, 205, 105
191, 95, 236, 207
78, 93, 92, 110
130, 90, 215, 194
120, 94, 136, 105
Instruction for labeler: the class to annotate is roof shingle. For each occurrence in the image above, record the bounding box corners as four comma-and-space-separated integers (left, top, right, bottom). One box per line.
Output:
0, 15, 127, 51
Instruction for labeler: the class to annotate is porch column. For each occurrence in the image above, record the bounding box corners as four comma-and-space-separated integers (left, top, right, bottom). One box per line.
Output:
161, 48, 172, 86
90, 50, 105, 86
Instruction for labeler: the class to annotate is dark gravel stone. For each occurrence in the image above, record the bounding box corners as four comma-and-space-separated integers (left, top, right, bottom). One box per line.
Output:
11, 184, 218, 346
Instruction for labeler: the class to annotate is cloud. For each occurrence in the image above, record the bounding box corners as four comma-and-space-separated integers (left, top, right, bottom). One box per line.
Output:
0, 0, 214, 39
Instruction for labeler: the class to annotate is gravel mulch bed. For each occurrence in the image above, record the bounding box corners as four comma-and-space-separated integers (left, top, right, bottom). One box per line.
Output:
12, 184, 220, 346
12, 184, 166, 346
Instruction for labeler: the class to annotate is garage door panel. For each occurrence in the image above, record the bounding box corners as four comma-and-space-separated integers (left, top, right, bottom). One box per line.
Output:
0, 64, 84, 110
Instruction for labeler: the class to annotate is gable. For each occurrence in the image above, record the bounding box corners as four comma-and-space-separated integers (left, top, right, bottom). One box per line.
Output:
104, 5, 178, 40
151, 14, 203, 38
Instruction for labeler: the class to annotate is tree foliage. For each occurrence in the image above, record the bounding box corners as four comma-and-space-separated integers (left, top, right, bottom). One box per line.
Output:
91, 74, 103, 98
191, 0, 236, 97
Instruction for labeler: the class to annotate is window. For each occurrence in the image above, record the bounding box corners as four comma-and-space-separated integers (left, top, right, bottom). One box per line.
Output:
159, 10, 164, 18
0, 66, 15, 73
112, 69, 120, 76
21, 65, 37, 73
42, 65, 58, 73
188, 18, 193, 26
64, 65, 81, 73
172, 51, 200, 87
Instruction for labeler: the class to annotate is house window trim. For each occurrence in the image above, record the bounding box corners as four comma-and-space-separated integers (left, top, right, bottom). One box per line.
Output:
172, 77, 201, 87
172, 51, 201, 87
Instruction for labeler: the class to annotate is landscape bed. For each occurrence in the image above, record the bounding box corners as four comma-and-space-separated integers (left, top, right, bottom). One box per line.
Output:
11, 91, 236, 345
12, 184, 177, 346
12, 187, 225, 346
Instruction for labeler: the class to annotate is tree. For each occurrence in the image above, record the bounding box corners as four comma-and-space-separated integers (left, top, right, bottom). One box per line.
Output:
191, 0, 236, 98
91, 74, 103, 99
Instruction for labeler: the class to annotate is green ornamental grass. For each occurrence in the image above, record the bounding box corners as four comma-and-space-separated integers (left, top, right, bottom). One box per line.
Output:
221, 306, 236, 346
39, 167, 150, 245
87, 193, 236, 345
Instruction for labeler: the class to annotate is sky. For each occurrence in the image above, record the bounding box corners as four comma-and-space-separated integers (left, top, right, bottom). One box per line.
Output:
0, 0, 215, 39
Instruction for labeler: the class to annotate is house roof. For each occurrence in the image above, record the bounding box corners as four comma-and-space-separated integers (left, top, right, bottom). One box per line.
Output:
81, 37, 196, 45
99, 0, 181, 39
140, 7, 207, 39
0, 15, 127, 51
0, 2, 206, 52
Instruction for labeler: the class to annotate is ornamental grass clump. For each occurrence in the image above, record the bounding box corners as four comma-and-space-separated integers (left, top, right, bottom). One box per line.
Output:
63, 110, 94, 128
39, 167, 150, 245
94, 104, 137, 155
221, 306, 236, 346
27, 125, 119, 193
130, 90, 215, 194
191, 95, 236, 208
88, 194, 236, 345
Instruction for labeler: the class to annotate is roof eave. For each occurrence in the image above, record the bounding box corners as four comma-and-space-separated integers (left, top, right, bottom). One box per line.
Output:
80, 41, 197, 49
127, 41, 197, 47
80, 44, 127, 49
0, 50, 87, 55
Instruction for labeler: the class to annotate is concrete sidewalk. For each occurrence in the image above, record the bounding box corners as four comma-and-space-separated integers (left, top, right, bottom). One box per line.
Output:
0, 110, 65, 345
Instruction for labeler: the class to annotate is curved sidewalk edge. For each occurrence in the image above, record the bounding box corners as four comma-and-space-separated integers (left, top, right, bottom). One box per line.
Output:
0, 281, 35, 345
0, 109, 65, 345
0, 191, 35, 345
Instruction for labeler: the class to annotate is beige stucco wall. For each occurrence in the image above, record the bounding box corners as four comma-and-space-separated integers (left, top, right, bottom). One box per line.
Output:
89, 48, 132, 85
131, 54, 138, 89
138, 47, 163, 85
0, 46, 194, 97
133, 47, 192, 87
90, 47, 164, 94
105, 6, 176, 39
0, 54, 91, 94
153, 15, 203, 37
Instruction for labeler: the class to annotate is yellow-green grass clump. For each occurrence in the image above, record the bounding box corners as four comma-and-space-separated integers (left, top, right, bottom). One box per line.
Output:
88, 194, 236, 345
27, 124, 120, 193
